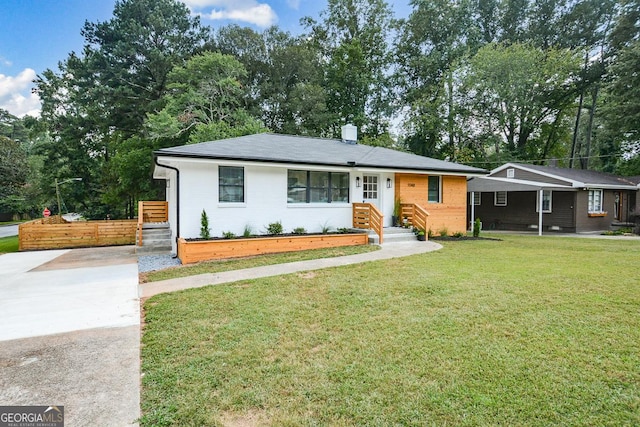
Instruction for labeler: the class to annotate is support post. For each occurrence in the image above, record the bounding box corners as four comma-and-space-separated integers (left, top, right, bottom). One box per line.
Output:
538, 189, 543, 236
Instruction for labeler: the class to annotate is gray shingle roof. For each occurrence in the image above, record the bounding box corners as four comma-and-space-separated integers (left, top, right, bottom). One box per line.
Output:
508, 163, 638, 188
155, 133, 487, 175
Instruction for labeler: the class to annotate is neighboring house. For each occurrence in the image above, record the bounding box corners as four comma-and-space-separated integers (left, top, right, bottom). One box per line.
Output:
152, 126, 486, 250
467, 163, 638, 234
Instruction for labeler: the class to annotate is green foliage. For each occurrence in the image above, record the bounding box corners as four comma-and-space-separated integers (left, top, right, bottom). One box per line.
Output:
265, 221, 283, 235
320, 222, 332, 234
242, 224, 253, 238
438, 227, 449, 237
473, 218, 482, 238
200, 209, 210, 239
0, 136, 28, 213
147, 51, 266, 144
222, 231, 235, 239
0, 236, 19, 254
292, 227, 307, 234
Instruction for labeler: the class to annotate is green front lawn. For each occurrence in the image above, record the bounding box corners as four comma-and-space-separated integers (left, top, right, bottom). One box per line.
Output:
141, 235, 640, 426
0, 236, 19, 254
142, 245, 379, 282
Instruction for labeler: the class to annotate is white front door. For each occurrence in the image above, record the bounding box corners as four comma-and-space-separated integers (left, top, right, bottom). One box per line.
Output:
363, 175, 380, 209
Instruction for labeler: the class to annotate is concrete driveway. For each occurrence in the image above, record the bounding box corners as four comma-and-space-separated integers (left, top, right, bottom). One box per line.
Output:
0, 246, 140, 426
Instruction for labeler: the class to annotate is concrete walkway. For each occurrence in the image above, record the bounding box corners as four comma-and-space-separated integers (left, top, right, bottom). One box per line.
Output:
0, 246, 140, 426
140, 240, 443, 298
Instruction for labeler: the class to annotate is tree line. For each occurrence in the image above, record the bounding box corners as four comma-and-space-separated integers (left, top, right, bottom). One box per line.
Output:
1, 0, 638, 219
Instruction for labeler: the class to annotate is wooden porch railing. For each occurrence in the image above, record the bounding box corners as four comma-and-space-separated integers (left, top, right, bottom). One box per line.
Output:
352, 203, 384, 243
400, 203, 429, 233
137, 201, 168, 246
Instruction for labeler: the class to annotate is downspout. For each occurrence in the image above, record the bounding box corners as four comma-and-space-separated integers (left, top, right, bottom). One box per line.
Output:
154, 156, 180, 243
470, 191, 475, 232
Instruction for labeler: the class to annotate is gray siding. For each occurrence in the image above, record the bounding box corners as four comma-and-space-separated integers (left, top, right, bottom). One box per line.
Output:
492, 167, 570, 186
575, 190, 616, 232
469, 190, 576, 232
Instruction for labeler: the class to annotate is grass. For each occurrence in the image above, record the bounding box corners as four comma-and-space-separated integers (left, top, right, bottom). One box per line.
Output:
141, 245, 379, 282
0, 236, 19, 254
140, 235, 640, 426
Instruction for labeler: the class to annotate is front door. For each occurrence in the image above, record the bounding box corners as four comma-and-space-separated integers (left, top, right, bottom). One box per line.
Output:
363, 175, 380, 209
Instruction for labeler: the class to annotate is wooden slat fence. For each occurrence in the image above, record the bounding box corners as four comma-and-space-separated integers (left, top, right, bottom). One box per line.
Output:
352, 203, 384, 243
19, 216, 137, 251
400, 203, 430, 232
137, 201, 169, 246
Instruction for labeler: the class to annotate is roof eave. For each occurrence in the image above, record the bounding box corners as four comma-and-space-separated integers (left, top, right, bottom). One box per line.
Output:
154, 151, 487, 176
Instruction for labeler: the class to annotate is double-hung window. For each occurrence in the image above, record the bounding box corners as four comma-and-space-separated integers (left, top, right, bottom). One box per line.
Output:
288, 170, 349, 203
219, 166, 244, 203
536, 190, 552, 213
495, 191, 507, 206
428, 176, 441, 203
588, 189, 603, 213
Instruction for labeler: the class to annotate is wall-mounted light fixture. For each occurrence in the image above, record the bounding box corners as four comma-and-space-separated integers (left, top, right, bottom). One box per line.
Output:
356, 176, 361, 188
386, 178, 392, 188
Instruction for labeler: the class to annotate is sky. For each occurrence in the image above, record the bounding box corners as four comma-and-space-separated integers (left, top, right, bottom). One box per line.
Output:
0, 0, 411, 118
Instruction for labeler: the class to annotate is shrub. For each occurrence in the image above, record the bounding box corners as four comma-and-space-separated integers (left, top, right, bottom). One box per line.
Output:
473, 218, 482, 238
242, 224, 253, 238
200, 209, 210, 239
453, 231, 465, 238
292, 227, 307, 234
438, 228, 449, 237
222, 231, 235, 239
266, 221, 283, 235
321, 222, 332, 234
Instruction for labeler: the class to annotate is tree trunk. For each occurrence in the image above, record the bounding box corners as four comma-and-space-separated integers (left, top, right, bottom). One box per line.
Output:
570, 51, 589, 169
582, 84, 599, 170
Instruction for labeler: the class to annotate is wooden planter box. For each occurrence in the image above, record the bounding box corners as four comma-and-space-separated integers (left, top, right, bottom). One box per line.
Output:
178, 233, 369, 264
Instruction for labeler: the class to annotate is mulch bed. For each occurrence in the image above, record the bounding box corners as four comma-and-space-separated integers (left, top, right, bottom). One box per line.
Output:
430, 236, 502, 241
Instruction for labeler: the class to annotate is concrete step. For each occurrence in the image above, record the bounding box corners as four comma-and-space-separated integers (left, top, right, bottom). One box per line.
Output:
142, 229, 172, 238
135, 244, 173, 255
368, 227, 419, 244
142, 222, 170, 230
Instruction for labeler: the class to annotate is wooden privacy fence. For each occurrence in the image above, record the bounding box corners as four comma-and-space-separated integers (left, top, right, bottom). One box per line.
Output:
352, 203, 384, 243
19, 216, 137, 251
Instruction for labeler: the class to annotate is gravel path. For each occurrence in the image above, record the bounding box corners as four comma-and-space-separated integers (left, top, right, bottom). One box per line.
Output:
137, 254, 181, 273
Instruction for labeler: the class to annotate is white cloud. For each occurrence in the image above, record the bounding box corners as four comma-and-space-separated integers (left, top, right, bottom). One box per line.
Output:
0, 56, 12, 67
184, 0, 278, 28
0, 68, 41, 117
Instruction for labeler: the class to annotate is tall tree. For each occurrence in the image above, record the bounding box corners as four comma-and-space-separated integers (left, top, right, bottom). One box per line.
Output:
463, 43, 580, 163
146, 51, 265, 144
36, 0, 210, 218
304, 0, 395, 137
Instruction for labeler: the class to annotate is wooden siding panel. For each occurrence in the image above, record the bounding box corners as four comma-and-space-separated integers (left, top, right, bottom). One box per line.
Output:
395, 174, 467, 234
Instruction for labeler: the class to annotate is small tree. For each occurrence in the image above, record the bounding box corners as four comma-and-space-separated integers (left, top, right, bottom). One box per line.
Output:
473, 217, 482, 238
200, 209, 210, 239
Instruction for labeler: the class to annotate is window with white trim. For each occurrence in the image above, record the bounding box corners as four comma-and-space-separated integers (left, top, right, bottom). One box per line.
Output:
219, 166, 244, 203
472, 192, 481, 206
428, 176, 441, 203
507, 168, 515, 178
363, 175, 378, 199
536, 190, 552, 213
287, 170, 349, 203
588, 189, 603, 213
495, 191, 507, 206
